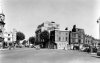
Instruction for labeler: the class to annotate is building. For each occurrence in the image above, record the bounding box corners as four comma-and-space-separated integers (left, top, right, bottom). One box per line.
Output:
84, 34, 100, 48
84, 34, 93, 46
92, 38, 100, 48
0, 11, 5, 49
70, 25, 85, 50
4, 32, 13, 46
35, 21, 59, 46
54, 30, 69, 50
4, 29, 17, 46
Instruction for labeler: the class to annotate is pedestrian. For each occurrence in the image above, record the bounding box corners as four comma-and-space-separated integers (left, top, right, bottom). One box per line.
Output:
9, 43, 12, 50
63, 47, 66, 51
87, 47, 91, 53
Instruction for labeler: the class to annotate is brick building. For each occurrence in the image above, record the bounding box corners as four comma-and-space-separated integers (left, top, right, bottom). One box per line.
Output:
70, 25, 85, 50
54, 30, 69, 50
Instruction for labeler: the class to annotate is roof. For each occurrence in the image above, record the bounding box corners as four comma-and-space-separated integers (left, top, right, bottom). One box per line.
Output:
55, 29, 68, 31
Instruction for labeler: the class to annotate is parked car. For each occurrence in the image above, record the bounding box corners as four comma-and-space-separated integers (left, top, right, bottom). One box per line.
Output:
97, 51, 100, 56
81, 47, 89, 52
25, 45, 29, 48
16, 45, 22, 48
97, 47, 100, 56
81, 44, 91, 52
31, 45, 36, 48
92, 47, 97, 53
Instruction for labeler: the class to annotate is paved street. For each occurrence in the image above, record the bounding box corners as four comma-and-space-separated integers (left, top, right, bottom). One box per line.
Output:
0, 48, 100, 63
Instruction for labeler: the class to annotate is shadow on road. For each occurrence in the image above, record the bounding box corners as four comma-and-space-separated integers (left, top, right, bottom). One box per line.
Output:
91, 56, 100, 58
95, 56, 100, 58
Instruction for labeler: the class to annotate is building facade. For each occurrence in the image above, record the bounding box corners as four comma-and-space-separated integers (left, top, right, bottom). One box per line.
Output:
4, 29, 17, 46
84, 34, 93, 46
4, 32, 13, 46
0, 11, 5, 48
54, 30, 69, 50
84, 34, 100, 48
35, 23, 100, 50
70, 28, 85, 50
35, 21, 59, 46
92, 38, 100, 48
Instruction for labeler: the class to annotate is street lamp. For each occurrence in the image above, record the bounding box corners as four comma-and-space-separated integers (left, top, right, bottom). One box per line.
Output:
97, 17, 100, 40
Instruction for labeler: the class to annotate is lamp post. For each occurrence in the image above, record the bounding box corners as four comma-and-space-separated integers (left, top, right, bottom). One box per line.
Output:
97, 17, 100, 40
48, 30, 50, 49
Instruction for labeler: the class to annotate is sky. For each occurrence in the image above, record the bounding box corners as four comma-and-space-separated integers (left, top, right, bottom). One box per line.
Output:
0, 0, 100, 39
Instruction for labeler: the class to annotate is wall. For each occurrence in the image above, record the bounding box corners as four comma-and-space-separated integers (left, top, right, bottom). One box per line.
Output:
55, 30, 69, 50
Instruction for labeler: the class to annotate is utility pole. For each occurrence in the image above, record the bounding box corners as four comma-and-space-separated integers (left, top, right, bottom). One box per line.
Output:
97, 17, 100, 40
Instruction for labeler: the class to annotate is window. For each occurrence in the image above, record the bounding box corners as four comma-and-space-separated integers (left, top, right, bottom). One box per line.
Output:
8, 38, 10, 41
78, 39, 81, 43
66, 37, 67, 41
8, 34, 10, 36
72, 33, 76, 37
86, 39, 87, 43
0, 29, 2, 32
72, 39, 75, 43
59, 37, 61, 41
78, 35, 81, 38
88, 40, 89, 44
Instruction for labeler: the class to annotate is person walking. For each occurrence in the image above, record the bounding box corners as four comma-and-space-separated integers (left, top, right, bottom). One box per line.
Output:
9, 43, 12, 50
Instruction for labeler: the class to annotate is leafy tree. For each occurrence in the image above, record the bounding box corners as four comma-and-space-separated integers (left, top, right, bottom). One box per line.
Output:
40, 30, 49, 42
65, 27, 68, 30
72, 25, 76, 32
29, 37, 35, 44
16, 32, 25, 44
22, 40, 27, 45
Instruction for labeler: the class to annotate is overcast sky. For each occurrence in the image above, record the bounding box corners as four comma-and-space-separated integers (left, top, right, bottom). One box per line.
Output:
0, 0, 100, 39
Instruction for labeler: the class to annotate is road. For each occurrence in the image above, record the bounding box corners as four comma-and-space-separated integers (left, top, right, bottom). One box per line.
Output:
0, 48, 100, 63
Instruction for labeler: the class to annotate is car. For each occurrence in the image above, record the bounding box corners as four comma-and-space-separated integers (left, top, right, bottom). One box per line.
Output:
92, 47, 97, 53
16, 45, 22, 48
25, 45, 29, 48
81, 47, 89, 52
97, 47, 100, 56
97, 51, 100, 56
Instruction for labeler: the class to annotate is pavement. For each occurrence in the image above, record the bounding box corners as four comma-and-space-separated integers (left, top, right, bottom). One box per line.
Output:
0, 48, 100, 63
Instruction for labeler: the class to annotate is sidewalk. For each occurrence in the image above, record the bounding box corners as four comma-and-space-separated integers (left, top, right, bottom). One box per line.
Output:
0, 48, 8, 51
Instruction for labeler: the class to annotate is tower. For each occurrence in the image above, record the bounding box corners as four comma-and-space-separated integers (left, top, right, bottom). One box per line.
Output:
0, 11, 5, 49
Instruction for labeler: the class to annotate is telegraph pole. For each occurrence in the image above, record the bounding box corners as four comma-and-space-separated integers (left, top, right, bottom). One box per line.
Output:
97, 17, 100, 40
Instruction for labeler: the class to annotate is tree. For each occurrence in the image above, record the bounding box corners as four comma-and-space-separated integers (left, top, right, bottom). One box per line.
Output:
65, 27, 68, 30
22, 40, 27, 45
40, 30, 49, 42
72, 25, 76, 32
16, 32, 25, 44
40, 30, 49, 48
29, 37, 35, 44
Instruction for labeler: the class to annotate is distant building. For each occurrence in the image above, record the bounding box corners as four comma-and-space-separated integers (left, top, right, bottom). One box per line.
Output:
35, 21, 59, 44
4, 29, 17, 46
4, 32, 13, 44
84, 34, 100, 48
70, 25, 85, 50
84, 34, 93, 46
54, 30, 69, 50
0, 11, 5, 48
12, 29, 17, 42
92, 38, 100, 48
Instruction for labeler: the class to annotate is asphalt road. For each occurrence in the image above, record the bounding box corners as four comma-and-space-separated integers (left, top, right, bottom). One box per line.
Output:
0, 48, 100, 63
